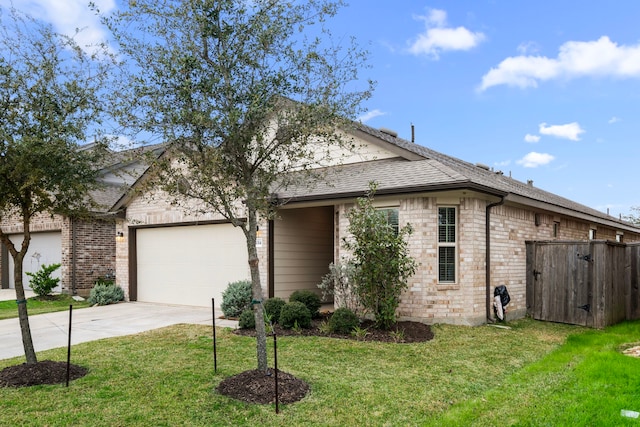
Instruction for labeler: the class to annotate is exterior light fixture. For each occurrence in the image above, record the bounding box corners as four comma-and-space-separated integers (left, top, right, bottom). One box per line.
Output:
116, 231, 125, 243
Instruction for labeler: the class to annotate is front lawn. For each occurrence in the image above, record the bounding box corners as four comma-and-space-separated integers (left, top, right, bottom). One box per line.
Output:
0, 318, 638, 426
0, 294, 91, 320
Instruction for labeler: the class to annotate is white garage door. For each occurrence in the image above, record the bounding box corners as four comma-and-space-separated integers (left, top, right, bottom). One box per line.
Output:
8, 231, 62, 291
136, 223, 250, 307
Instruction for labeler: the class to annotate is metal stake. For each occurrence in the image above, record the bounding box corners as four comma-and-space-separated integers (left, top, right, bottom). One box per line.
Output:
212, 298, 217, 373
274, 333, 279, 414
66, 305, 72, 387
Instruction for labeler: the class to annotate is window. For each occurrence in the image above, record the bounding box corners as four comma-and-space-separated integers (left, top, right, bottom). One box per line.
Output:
553, 222, 560, 238
438, 207, 456, 282
616, 233, 624, 243
589, 229, 596, 240
379, 208, 399, 235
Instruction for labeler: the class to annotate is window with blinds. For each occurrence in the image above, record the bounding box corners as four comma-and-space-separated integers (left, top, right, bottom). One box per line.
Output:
438, 207, 456, 283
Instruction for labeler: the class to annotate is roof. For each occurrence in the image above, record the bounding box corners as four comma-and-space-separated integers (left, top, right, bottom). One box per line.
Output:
278, 123, 639, 232
91, 143, 166, 214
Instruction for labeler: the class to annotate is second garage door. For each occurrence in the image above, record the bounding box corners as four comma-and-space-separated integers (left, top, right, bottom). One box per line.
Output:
136, 223, 250, 307
8, 231, 62, 292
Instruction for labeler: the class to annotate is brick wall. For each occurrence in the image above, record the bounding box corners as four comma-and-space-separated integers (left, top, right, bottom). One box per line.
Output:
0, 212, 115, 296
332, 194, 640, 326
64, 219, 116, 297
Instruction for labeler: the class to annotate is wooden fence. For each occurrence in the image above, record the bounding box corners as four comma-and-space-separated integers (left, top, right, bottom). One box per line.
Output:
526, 240, 640, 328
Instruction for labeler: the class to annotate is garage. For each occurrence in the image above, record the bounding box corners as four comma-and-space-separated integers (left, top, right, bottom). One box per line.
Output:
134, 223, 250, 307
7, 231, 62, 291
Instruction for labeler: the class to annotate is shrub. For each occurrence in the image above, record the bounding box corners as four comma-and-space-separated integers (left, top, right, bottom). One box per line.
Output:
279, 301, 311, 329
263, 297, 286, 324
328, 307, 359, 334
88, 280, 124, 306
345, 182, 417, 329
238, 309, 256, 329
26, 263, 61, 297
221, 280, 252, 318
318, 261, 360, 314
289, 290, 321, 318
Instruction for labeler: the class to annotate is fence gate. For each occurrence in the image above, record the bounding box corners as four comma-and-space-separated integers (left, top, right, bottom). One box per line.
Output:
527, 241, 593, 327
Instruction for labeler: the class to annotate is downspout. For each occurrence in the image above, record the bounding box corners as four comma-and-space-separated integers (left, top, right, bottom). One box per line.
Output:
71, 218, 77, 295
486, 195, 506, 323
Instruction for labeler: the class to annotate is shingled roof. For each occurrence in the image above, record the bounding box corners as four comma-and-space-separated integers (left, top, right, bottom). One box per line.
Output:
278, 123, 639, 232
90, 143, 166, 214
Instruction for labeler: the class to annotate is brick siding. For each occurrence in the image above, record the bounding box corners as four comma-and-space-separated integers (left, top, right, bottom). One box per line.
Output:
333, 194, 640, 326
1, 212, 115, 296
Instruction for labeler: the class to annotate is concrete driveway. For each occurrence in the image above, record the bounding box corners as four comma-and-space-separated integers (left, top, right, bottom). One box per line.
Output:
0, 297, 238, 361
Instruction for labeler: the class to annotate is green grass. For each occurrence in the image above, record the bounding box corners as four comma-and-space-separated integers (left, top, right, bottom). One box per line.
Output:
0, 318, 638, 426
427, 320, 640, 426
0, 294, 91, 320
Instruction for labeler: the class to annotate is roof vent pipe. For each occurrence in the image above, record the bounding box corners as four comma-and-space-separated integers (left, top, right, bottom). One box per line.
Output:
411, 123, 415, 143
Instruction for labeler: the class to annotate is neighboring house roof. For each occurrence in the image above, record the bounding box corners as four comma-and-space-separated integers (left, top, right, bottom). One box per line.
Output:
279, 123, 640, 233
91, 143, 166, 214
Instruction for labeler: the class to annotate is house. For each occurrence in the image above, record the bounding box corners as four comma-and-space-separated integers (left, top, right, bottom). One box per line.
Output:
0, 144, 164, 297
111, 124, 640, 325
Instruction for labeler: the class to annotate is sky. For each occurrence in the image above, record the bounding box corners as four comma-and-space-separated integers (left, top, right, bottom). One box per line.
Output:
6, 0, 640, 219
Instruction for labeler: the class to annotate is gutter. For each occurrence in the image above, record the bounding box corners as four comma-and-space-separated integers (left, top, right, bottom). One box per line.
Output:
486, 195, 507, 323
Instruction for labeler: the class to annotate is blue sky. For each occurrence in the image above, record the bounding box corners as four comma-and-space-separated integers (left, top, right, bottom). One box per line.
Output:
8, 0, 640, 218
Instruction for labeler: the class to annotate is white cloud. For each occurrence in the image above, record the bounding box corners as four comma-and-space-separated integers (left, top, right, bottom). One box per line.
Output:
408, 8, 485, 59
479, 36, 640, 91
524, 134, 540, 143
517, 152, 555, 168
517, 41, 541, 55
2, 0, 116, 50
608, 116, 621, 124
358, 109, 386, 123
539, 122, 585, 141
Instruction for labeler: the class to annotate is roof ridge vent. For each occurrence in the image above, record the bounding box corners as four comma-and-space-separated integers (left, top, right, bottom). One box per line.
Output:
379, 127, 398, 138
475, 162, 490, 170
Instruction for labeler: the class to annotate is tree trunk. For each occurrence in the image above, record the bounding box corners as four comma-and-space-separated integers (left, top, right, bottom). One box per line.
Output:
14, 252, 37, 364
246, 207, 268, 372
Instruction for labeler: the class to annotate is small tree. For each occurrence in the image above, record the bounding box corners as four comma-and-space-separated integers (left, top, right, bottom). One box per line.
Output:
26, 263, 61, 297
318, 260, 360, 314
344, 182, 417, 329
102, 0, 372, 371
0, 7, 112, 364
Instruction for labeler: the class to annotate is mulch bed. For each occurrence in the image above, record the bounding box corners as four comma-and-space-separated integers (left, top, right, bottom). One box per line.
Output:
233, 315, 435, 343
217, 368, 309, 404
0, 360, 88, 387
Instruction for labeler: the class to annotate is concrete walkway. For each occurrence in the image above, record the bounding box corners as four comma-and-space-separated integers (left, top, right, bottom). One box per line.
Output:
0, 289, 35, 301
0, 299, 238, 361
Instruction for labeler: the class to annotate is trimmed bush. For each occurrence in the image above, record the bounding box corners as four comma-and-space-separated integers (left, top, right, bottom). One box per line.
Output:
88, 280, 124, 306
26, 263, 61, 297
238, 309, 256, 329
289, 290, 321, 318
221, 280, 252, 318
279, 301, 311, 329
328, 307, 359, 334
263, 297, 286, 324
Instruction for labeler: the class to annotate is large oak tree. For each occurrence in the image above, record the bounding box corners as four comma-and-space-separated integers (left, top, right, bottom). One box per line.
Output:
103, 0, 372, 370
